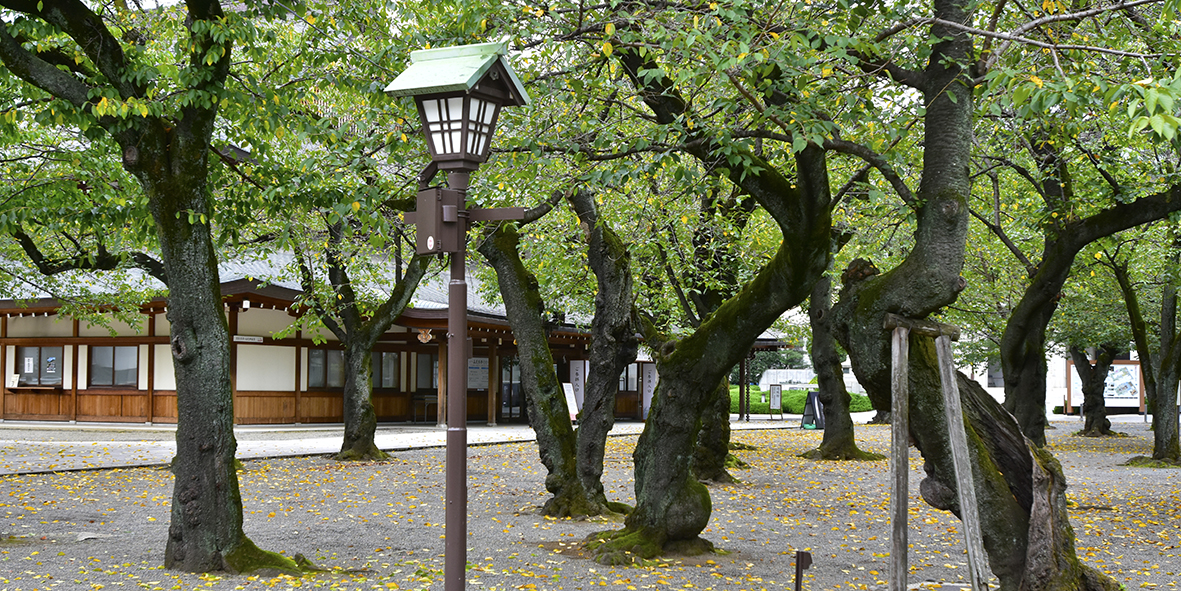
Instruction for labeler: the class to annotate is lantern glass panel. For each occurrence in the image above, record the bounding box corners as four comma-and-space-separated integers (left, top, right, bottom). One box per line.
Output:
422, 96, 464, 155
466, 97, 498, 158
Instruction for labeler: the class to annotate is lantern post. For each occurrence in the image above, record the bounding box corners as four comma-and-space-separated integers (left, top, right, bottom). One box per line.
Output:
386, 37, 530, 591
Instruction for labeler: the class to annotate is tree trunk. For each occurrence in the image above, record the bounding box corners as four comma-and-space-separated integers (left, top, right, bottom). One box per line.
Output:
1111, 249, 1181, 464
320, 251, 428, 462
1151, 281, 1181, 462
1068, 345, 1117, 437
146, 171, 293, 574
479, 226, 597, 516
338, 340, 385, 460
693, 380, 738, 482
568, 190, 639, 514
801, 274, 882, 461
831, 0, 1116, 585
589, 145, 832, 564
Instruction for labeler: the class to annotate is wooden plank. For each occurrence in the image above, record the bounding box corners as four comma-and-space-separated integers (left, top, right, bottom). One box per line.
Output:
884, 313, 960, 341
934, 335, 988, 591
890, 326, 910, 591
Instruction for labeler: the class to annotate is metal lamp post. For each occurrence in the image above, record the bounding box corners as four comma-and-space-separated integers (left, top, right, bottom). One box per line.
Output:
385, 37, 530, 591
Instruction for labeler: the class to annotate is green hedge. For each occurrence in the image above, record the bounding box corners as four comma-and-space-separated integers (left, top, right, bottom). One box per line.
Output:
728, 386, 873, 414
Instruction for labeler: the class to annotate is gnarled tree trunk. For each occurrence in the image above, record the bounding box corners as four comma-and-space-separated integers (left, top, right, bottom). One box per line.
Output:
1068, 345, 1117, 437
589, 144, 832, 564
801, 274, 882, 461
479, 225, 597, 517
568, 190, 639, 515
693, 381, 738, 482
831, 0, 1117, 586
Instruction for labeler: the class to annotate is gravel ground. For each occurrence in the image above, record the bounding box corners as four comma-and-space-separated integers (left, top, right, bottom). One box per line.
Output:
0, 419, 1176, 590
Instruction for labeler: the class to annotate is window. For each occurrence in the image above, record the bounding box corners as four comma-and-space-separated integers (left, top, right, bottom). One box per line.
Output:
416, 353, 438, 389
372, 352, 399, 389
308, 349, 345, 388
15, 346, 63, 387
618, 363, 639, 392
90, 346, 138, 387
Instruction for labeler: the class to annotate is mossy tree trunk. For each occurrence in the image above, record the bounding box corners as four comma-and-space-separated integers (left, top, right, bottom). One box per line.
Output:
479, 224, 600, 517
295, 223, 429, 461
693, 381, 738, 482
590, 142, 832, 563
830, 1, 1117, 587
801, 274, 882, 461
1068, 345, 1118, 437
984, 143, 1181, 447
567, 190, 639, 514
1111, 248, 1181, 463
0, 1, 300, 573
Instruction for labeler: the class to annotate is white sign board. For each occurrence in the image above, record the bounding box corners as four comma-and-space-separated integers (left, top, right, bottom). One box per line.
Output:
570, 360, 586, 411
769, 384, 782, 411
562, 383, 578, 422
468, 357, 489, 390
642, 364, 658, 419
1069, 362, 1141, 408
233, 335, 264, 343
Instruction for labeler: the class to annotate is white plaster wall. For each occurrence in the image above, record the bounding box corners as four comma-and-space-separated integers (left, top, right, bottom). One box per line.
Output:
78, 315, 147, 337
299, 347, 308, 391
8, 315, 73, 337
138, 345, 149, 390
61, 346, 73, 389
155, 314, 170, 336
237, 309, 296, 337
3, 345, 12, 386
77, 346, 89, 390
236, 345, 296, 391
154, 344, 176, 390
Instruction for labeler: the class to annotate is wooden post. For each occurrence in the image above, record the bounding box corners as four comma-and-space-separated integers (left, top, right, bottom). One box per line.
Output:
229, 305, 238, 400
294, 330, 302, 424
889, 325, 911, 591
71, 319, 80, 422
146, 315, 155, 424
935, 335, 987, 591
0, 316, 6, 419
488, 341, 499, 426
437, 342, 447, 427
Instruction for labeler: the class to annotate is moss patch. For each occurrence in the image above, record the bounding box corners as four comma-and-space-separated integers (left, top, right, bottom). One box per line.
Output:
333, 447, 391, 462
798, 446, 886, 461
223, 537, 302, 576
1071, 430, 1128, 438
1122, 455, 1181, 468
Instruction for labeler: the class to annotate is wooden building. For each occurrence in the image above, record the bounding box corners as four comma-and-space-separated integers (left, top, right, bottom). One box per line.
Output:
0, 264, 621, 426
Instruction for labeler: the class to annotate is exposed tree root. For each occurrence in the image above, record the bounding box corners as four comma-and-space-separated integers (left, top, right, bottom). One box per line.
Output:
723, 453, 750, 470
222, 537, 301, 576
798, 446, 886, 461
333, 445, 390, 462
1122, 455, 1181, 468
728, 442, 758, 451
585, 528, 715, 566
1071, 429, 1127, 438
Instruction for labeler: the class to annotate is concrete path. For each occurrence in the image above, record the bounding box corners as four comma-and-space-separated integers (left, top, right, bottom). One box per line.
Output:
0, 413, 827, 475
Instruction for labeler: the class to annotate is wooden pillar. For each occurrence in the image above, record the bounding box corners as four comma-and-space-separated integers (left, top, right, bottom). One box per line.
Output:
487, 341, 499, 426
71, 319, 80, 422
229, 305, 238, 399
437, 341, 447, 427
294, 330, 302, 424
889, 326, 910, 591
146, 314, 155, 424
2, 316, 7, 419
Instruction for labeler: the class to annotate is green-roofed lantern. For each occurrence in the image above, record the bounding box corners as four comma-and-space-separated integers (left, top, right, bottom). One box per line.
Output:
386, 37, 530, 172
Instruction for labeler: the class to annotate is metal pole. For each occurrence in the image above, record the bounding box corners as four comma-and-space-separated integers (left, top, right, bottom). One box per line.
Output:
445, 171, 470, 591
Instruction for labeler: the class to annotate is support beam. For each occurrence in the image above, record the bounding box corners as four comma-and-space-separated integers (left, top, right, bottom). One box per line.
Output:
889, 326, 911, 591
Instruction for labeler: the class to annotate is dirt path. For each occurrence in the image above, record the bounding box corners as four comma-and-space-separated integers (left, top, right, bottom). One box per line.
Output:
0, 420, 1175, 590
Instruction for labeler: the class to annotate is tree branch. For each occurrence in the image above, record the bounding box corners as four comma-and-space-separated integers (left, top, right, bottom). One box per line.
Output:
13, 228, 168, 285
